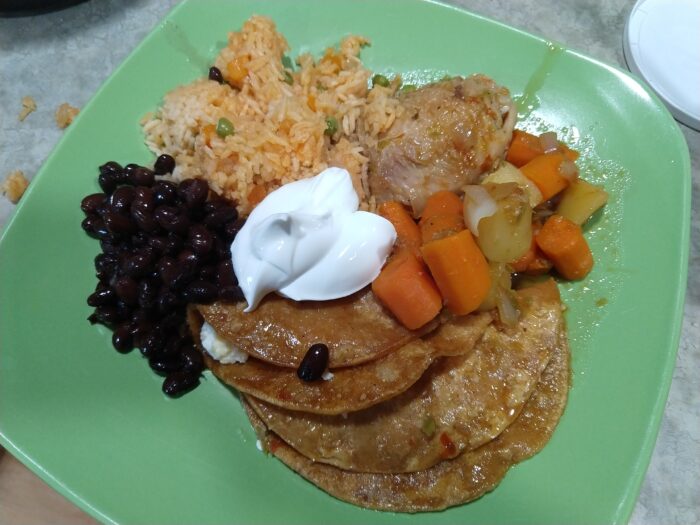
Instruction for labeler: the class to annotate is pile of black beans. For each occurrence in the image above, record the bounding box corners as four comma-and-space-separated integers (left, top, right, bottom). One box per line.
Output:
80, 154, 245, 397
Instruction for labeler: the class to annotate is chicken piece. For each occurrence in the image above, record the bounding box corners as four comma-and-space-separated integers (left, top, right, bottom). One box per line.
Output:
368, 75, 516, 214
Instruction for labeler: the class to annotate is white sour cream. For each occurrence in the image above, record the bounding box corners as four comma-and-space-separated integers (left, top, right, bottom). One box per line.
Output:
231, 167, 396, 311
200, 321, 248, 364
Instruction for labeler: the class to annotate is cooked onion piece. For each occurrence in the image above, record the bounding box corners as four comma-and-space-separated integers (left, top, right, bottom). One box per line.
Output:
558, 158, 579, 183
473, 183, 532, 263
538, 131, 560, 153
462, 185, 497, 236
481, 161, 543, 207
478, 262, 511, 312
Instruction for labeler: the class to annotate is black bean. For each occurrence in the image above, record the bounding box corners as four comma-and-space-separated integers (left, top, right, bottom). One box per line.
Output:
198, 264, 217, 282
129, 319, 153, 346
109, 186, 136, 214
147, 235, 168, 256
153, 154, 176, 175
113, 275, 138, 305
99, 161, 124, 178
134, 305, 154, 321
157, 256, 176, 277
121, 249, 154, 278
112, 323, 134, 353
95, 253, 118, 277
130, 166, 155, 187
187, 224, 214, 255
81, 216, 105, 239
165, 232, 183, 255
152, 180, 178, 206
162, 371, 199, 398
131, 206, 159, 233
203, 198, 225, 214
216, 260, 237, 287
212, 236, 231, 260
208, 66, 224, 84
156, 290, 180, 314
158, 335, 181, 357
222, 217, 244, 241
115, 299, 133, 319
297, 343, 329, 382
133, 186, 154, 203
99, 239, 129, 256
219, 285, 244, 303
98, 171, 121, 194
203, 206, 237, 228
158, 257, 186, 288
95, 225, 114, 242
130, 230, 151, 248
138, 329, 166, 357
178, 178, 209, 210
123, 163, 140, 179
154, 206, 189, 234
138, 278, 159, 309
177, 248, 200, 269
98, 241, 117, 256
181, 344, 204, 373
94, 305, 124, 326
103, 210, 137, 235
182, 280, 218, 304
159, 311, 185, 332
149, 354, 183, 375
87, 285, 115, 307
81, 193, 106, 215
160, 260, 192, 289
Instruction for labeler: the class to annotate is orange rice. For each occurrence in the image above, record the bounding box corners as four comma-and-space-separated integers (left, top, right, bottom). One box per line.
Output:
142, 15, 402, 213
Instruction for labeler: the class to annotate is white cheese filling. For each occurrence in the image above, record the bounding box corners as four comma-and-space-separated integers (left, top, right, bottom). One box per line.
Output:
200, 321, 248, 364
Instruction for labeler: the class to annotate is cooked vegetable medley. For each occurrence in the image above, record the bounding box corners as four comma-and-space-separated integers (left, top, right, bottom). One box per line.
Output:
371, 128, 607, 330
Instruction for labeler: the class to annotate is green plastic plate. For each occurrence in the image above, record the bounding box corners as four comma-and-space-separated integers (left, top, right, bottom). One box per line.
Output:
0, 1, 690, 523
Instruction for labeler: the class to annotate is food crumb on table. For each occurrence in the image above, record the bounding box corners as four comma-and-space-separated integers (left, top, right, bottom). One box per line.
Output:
18, 96, 37, 121
55, 103, 80, 129
1, 171, 29, 204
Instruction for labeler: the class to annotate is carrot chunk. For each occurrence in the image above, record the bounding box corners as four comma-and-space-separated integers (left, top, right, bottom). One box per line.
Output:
506, 130, 543, 167
518, 243, 554, 275
371, 251, 443, 330
419, 191, 465, 243
520, 152, 570, 202
420, 190, 463, 219
225, 57, 248, 88
535, 214, 593, 280
510, 222, 552, 275
562, 144, 580, 161
420, 214, 465, 244
507, 129, 580, 167
421, 230, 491, 315
377, 201, 422, 258
247, 185, 267, 207
202, 124, 217, 147
525, 250, 554, 275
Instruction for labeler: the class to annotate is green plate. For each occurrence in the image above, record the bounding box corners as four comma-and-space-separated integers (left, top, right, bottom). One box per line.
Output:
0, 1, 690, 523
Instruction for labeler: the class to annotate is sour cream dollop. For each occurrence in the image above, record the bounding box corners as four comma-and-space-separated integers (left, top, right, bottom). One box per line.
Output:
231, 167, 396, 311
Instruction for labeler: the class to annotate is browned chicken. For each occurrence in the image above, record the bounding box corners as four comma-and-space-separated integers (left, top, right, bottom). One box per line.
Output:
368, 75, 516, 213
